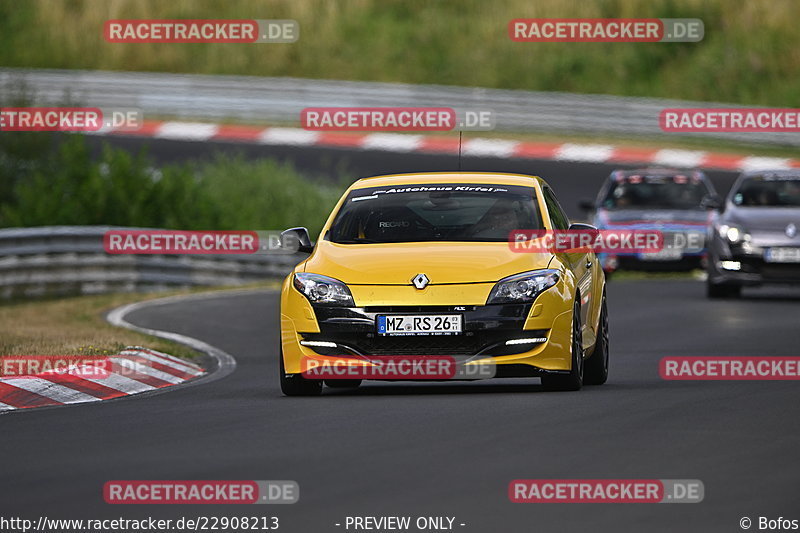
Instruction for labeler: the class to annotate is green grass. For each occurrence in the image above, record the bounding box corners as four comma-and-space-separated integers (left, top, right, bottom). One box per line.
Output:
0, 282, 278, 360
1, 0, 799, 106
0, 290, 201, 358
0, 133, 346, 238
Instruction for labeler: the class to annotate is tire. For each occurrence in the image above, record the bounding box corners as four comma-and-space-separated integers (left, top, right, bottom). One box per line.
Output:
706, 279, 741, 299
542, 300, 584, 391
279, 349, 322, 396
583, 291, 609, 385
325, 379, 362, 389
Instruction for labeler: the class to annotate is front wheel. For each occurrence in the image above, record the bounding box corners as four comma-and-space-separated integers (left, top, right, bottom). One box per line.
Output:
583, 291, 609, 385
541, 300, 584, 391
279, 349, 322, 396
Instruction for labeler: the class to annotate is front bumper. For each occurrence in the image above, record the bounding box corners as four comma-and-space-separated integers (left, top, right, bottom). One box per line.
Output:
598, 229, 707, 272
601, 252, 705, 272
708, 236, 800, 285
280, 277, 575, 377
305, 303, 548, 357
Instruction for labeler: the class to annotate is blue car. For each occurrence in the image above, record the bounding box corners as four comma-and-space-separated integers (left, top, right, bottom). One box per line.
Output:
579, 168, 719, 273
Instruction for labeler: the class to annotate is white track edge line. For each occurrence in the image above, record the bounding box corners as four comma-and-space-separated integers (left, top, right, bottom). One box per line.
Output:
106, 292, 240, 387
0, 289, 250, 415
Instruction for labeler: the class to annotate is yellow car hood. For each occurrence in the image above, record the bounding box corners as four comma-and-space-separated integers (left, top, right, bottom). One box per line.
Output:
302, 241, 553, 285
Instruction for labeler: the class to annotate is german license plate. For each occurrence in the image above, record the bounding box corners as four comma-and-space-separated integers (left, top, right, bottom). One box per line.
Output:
377, 314, 462, 336
764, 247, 800, 263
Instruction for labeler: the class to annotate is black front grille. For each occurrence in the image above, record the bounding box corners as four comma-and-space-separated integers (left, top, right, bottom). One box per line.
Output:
361, 334, 487, 356
301, 330, 548, 357
363, 305, 478, 313
760, 264, 800, 281
306, 303, 539, 356
737, 258, 800, 281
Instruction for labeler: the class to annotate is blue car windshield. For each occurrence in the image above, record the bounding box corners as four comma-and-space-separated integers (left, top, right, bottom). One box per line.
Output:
603, 175, 711, 209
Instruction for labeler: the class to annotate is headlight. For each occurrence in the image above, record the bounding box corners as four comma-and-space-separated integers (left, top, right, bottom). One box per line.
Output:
293, 273, 354, 306
718, 224, 747, 244
486, 269, 560, 305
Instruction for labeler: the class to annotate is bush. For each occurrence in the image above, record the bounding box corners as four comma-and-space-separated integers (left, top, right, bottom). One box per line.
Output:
0, 134, 345, 236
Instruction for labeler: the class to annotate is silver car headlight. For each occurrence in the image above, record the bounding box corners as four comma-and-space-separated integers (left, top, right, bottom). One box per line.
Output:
486, 269, 560, 305
293, 273, 354, 307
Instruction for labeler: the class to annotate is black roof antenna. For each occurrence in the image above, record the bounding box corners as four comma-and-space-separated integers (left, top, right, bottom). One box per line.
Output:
458, 131, 463, 172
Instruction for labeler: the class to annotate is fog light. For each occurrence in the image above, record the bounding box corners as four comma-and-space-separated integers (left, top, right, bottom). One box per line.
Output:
719, 261, 741, 271
300, 340, 337, 348
505, 337, 548, 345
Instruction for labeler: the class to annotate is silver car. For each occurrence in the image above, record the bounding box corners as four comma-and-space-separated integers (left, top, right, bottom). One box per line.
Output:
706, 170, 800, 298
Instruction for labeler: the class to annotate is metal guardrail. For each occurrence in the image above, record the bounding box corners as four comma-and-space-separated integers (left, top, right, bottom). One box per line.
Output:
0, 226, 299, 299
1, 68, 798, 146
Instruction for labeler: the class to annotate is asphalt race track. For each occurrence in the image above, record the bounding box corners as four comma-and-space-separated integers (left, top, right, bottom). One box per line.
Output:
1, 282, 799, 532
1, 140, 797, 532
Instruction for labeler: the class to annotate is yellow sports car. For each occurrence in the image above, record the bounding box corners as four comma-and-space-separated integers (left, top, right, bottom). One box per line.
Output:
279, 172, 608, 395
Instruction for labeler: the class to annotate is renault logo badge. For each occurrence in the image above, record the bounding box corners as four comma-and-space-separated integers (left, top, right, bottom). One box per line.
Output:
412, 273, 429, 289
786, 223, 797, 238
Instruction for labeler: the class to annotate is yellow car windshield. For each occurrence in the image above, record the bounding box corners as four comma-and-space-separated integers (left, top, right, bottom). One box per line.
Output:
328, 183, 543, 244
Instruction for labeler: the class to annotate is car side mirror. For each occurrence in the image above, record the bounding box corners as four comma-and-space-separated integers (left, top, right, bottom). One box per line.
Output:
578, 199, 595, 212
281, 227, 314, 254
569, 222, 599, 236
564, 223, 599, 254
700, 195, 721, 210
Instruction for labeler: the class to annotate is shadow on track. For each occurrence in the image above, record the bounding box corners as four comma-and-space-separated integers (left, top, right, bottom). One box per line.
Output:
275, 380, 630, 397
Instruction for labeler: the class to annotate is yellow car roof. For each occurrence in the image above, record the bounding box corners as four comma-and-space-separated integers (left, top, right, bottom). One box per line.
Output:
350, 172, 546, 189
